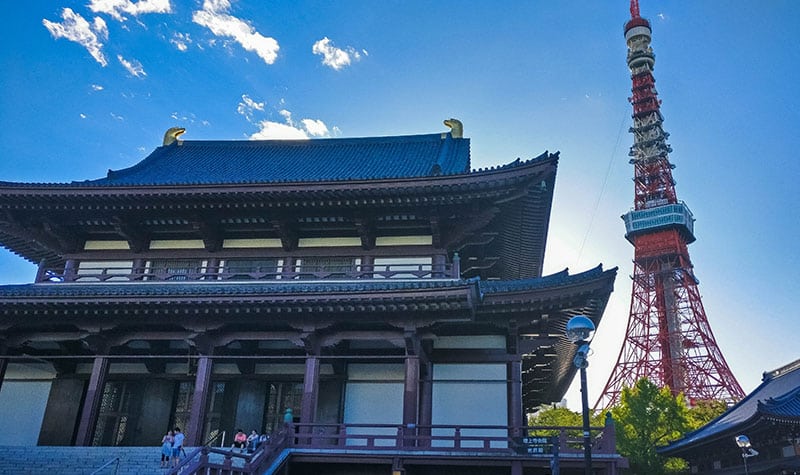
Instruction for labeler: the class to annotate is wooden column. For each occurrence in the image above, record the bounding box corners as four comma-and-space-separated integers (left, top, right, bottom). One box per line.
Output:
186, 355, 213, 446
63, 259, 78, 282
300, 356, 320, 424
403, 356, 419, 427
0, 341, 7, 394
0, 356, 7, 395
418, 361, 433, 447
75, 356, 110, 446
508, 359, 523, 436
507, 357, 527, 429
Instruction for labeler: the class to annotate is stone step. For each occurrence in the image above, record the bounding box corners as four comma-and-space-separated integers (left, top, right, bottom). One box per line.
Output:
0, 446, 201, 475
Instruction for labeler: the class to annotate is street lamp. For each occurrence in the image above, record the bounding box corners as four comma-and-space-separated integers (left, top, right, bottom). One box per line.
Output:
735, 435, 759, 475
566, 315, 595, 475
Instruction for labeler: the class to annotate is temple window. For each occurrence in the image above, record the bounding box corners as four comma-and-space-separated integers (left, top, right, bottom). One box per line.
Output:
294, 257, 361, 279
145, 259, 207, 281
219, 258, 283, 280
76, 260, 134, 282
373, 257, 433, 278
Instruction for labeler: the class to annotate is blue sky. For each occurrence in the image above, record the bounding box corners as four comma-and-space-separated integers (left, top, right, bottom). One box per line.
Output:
1, 0, 798, 409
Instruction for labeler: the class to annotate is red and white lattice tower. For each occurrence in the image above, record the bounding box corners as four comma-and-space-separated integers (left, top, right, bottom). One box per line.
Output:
595, 0, 745, 409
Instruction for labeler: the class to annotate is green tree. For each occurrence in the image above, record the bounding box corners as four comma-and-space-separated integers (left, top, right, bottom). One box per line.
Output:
687, 399, 728, 430
527, 405, 605, 447
610, 378, 692, 475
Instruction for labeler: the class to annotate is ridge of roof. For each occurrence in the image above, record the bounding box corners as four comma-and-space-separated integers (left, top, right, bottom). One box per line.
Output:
763, 358, 800, 382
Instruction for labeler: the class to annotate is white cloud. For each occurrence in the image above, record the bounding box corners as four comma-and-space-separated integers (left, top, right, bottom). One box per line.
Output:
250, 121, 309, 140
43, 8, 108, 66
91, 84, 104, 91
312, 37, 362, 70
301, 119, 329, 137
93, 17, 109, 40
249, 111, 331, 140
88, 0, 172, 22
237, 94, 265, 121
192, 0, 279, 65
111, 112, 124, 121
117, 54, 146, 77
171, 32, 191, 51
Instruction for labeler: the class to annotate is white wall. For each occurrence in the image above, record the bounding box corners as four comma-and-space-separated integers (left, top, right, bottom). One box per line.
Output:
432, 364, 508, 448
343, 364, 404, 446
0, 381, 52, 446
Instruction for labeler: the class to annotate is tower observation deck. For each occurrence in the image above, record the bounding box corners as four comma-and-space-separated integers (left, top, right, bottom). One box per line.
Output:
595, 1, 745, 409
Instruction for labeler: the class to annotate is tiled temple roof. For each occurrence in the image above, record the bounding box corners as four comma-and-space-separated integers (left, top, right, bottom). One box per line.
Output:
0, 278, 475, 299
70, 133, 470, 186
0, 267, 617, 303
478, 265, 608, 295
661, 359, 800, 454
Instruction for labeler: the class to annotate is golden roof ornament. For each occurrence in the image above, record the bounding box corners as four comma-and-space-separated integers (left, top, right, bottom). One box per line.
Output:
163, 127, 186, 146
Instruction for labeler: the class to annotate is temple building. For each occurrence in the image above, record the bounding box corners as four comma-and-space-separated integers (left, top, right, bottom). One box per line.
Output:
660, 359, 800, 474
0, 123, 622, 474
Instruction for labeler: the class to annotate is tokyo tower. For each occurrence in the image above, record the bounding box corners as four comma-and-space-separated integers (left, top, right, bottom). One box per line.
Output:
595, 0, 745, 409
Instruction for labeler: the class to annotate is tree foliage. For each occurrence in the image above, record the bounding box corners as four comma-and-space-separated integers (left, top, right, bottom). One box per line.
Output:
687, 399, 728, 430
610, 378, 692, 475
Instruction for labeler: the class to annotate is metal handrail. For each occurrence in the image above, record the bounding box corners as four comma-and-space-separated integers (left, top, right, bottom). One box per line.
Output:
88, 456, 119, 475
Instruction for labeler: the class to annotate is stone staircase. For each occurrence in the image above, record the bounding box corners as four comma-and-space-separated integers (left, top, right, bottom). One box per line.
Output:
0, 446, 195, 475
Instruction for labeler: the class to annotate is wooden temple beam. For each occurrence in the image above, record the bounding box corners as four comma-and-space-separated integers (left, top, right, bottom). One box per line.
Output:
0, 211, 70, 254
446, 206, 500, 250
192, 219, 223, 252
271, 219, 298, 251
112, 216, 150, 253
353, 217, 376, 250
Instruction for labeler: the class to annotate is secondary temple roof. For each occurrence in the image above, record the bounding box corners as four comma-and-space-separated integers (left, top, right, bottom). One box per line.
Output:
661, 359, 800, 455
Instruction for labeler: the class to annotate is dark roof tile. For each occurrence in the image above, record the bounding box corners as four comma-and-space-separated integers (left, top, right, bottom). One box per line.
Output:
74, 133, 470, 186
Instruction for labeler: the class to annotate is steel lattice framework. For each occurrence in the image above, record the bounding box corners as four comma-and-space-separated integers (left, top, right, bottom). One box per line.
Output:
595, 1, 745, 409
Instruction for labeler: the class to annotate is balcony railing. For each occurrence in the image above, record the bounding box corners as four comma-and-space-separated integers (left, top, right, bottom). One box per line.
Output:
39, 261, 461, 283
170, 422, 621, 475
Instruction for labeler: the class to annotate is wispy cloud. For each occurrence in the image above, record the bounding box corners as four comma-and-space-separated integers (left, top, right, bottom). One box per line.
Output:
43, 8, 109, 66
237, 94, 265, 121
312, 37, 364, 70
117, 54, 146, 77
171, 32, 192, 51
192, 0, 280, 65
88, 0, 172, 22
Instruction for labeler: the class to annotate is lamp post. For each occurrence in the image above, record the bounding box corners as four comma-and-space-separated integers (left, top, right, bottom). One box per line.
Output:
566, 315, 595, 475
735, 435, 758, 475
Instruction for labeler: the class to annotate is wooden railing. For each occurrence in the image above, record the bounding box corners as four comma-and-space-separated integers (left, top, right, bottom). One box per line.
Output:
39, 261, 460, 283
170, 421, 618, 475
